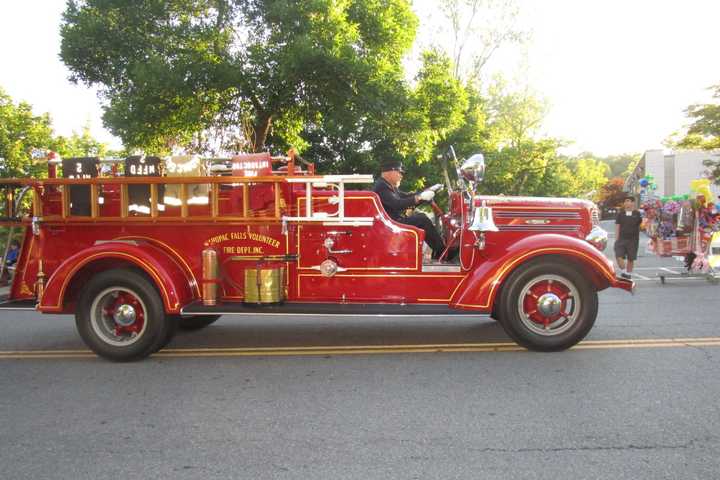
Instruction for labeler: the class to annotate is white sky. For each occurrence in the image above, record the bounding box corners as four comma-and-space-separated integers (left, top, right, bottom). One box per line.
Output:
1, 0, 719, 157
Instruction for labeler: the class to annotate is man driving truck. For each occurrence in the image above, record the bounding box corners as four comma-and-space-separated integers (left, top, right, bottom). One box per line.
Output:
372, 161, 449, 260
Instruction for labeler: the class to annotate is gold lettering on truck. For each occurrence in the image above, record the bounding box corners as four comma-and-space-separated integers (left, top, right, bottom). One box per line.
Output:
205, 231, 281, 256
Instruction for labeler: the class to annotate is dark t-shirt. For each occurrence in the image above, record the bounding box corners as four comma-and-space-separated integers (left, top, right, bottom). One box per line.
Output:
615, 209, 642, 241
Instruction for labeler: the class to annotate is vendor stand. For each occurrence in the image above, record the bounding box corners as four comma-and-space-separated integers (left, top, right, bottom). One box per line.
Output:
642, 178, 720, 284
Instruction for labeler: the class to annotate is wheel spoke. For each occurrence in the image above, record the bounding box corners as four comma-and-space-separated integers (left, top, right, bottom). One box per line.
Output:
90, 287, 147, 347
517, 273, 583, 337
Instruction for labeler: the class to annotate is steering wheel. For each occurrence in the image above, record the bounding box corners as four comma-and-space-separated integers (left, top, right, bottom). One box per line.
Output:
430, 189, 464, 251
431, 199, 446, 237
427, 185, 458, 248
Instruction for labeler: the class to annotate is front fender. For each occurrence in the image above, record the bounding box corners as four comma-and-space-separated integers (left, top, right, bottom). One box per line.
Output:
451, 234, 630, 312
39, 241, 196, 313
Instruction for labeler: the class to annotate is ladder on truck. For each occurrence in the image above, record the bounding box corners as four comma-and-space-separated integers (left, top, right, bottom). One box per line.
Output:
0, 181, 33, 285
282, 174, 375, 228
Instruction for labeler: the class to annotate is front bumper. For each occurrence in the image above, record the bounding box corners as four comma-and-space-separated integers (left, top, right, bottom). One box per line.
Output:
609, 276, 635, 294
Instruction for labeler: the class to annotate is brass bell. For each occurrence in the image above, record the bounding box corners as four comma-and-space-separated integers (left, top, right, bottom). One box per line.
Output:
469, 200, 499, 232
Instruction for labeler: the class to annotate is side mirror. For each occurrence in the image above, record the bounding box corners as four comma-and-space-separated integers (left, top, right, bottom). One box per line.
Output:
458, 153, 485, 190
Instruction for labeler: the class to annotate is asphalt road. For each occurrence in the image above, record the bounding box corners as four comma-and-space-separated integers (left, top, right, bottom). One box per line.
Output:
1, 221, 719, 479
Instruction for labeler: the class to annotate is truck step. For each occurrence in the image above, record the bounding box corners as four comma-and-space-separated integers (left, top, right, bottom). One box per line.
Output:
0, 298, 37, 310
181, 301, 477, 317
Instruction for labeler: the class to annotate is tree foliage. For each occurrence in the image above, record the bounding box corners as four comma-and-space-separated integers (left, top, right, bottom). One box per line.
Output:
678, 84, 720, 151
439, 0, 527, 81
55, 123, 109, 158
676, 83, 720, 185
597, 177, 627, 208
0, 87, 110, 179
57, 0, 613, 200
568, 157, 610, 199
61, 0, 417, 154
580, 152, 638, 179
0, 87, 57, 178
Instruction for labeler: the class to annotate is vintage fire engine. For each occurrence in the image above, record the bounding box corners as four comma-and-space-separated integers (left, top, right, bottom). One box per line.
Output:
0, 149, 633, 361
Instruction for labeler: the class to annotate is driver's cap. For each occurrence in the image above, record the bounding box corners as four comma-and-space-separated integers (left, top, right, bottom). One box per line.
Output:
381, 161, 404, 173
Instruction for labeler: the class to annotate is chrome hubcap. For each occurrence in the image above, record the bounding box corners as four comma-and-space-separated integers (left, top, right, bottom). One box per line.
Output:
537, 293, 562, 317
113, 304, 137, 326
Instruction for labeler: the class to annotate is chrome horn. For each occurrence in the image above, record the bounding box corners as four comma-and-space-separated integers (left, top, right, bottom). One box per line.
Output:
469, 200, 498, 233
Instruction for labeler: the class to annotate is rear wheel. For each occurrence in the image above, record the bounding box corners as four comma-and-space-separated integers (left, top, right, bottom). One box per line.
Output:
76, 269, 169, 361
499, 260, 598, 351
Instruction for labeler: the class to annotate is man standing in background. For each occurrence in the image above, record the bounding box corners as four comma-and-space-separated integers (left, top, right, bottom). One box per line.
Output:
614, 194, 642, 279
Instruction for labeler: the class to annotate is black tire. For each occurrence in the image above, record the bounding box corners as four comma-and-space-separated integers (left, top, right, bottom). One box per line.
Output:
498, 259, 598, 352
176, 315, 221, 331
154, 315, 178, 352
75, 269, 170, 361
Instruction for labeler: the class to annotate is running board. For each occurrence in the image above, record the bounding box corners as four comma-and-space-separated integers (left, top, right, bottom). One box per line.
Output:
180, 301, 478, 317
0, 298, 37, 310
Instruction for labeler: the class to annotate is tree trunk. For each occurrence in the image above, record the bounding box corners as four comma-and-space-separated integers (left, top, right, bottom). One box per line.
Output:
253, 114, 272, 152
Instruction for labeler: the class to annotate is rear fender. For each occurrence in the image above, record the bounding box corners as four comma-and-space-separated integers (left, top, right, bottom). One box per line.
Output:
451, 234, 620, 312
39, 241, 196, 314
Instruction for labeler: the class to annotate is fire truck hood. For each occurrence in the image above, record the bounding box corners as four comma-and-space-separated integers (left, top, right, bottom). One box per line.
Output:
477, 196, 595, 210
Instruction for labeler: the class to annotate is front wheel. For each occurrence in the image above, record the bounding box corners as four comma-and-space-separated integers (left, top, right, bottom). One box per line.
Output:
498, 260, 598, 351
76, 269, 170, 361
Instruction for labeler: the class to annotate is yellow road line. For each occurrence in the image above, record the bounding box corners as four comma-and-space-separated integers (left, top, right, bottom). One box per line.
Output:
1, 337, 720, 359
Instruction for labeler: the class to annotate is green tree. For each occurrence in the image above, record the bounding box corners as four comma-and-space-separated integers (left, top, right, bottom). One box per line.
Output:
576, 152, 638, 179
567, 156, 609, 199
399, 49, 469, 190
55, 123, 109, 158
476, 79, 570, 196
597, 177, 627, 208
482, 138, 573, 197
678, 84, 720, 151
60, 0, 418, 154
483, 77, 547, 150
300, 47, 468, 189
439, 0, 527, 81
0, 87, 57, 178
677, 83, 720, 184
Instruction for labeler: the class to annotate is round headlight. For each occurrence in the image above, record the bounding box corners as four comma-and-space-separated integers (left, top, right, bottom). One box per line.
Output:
459, 154, 485, 183
585, 226, 608, 251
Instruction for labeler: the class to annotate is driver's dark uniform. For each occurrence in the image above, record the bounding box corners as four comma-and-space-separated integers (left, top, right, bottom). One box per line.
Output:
372, 177, 445, 258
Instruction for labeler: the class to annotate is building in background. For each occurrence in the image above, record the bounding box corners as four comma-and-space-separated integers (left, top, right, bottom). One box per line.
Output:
626, 149, 720, 199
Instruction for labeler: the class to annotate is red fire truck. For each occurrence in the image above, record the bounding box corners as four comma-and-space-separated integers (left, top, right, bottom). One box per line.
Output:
0, 149, 633, 361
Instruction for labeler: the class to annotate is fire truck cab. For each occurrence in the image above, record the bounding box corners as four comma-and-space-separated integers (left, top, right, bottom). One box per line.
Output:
0, 149, 633, 361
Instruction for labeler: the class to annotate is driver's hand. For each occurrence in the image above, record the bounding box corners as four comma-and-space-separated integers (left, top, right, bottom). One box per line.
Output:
419, 189, 435, 202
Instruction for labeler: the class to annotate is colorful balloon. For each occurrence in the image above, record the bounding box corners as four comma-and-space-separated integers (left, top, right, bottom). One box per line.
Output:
690, 178, 713, 206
